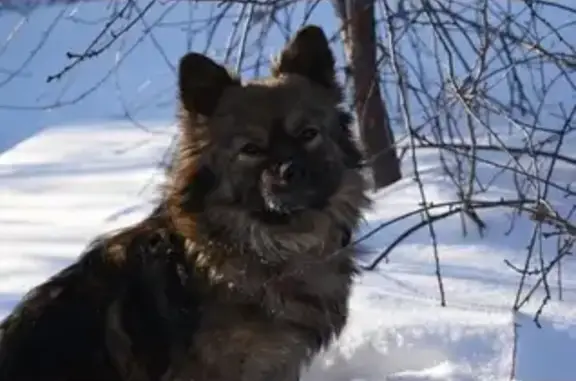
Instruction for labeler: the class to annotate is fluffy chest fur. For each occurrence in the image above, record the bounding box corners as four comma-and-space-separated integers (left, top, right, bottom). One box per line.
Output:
185, 232, 357, 335
107, 221, 358, 381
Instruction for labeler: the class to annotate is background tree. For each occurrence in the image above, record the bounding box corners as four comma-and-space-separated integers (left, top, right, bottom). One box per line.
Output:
333, 0, 402, 189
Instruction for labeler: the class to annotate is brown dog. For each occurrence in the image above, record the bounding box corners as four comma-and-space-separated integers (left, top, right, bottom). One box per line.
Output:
0, 25, 370, 381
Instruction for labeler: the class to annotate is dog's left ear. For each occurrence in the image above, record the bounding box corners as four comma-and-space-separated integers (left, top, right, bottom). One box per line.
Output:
273, 25, 336, 89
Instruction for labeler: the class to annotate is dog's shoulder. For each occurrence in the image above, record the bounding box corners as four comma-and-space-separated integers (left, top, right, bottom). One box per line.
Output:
0, 233, 127, 380
0, 209, 193, 381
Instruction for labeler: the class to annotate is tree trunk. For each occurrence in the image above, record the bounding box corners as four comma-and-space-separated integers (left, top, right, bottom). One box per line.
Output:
333, 0, 401, 189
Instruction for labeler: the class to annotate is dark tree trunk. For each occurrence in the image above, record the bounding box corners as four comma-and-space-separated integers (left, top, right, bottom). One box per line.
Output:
333, 0, 401, 189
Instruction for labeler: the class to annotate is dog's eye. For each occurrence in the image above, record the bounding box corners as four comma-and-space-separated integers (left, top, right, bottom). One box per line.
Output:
297, 127, 319, 142
239, 143, 265, 157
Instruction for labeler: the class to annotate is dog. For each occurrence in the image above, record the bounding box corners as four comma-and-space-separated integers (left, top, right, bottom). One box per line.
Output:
0, 25, 370, 381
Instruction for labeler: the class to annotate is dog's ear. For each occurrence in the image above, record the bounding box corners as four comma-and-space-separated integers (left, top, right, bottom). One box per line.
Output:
178, 52, 240, 117
273, 25, 336, 89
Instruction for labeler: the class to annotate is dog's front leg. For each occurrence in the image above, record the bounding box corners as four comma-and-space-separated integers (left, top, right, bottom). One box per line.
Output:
239, 332, 310, 381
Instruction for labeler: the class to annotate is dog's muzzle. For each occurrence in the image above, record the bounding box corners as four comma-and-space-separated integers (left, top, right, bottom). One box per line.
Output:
260, 161, 313, 214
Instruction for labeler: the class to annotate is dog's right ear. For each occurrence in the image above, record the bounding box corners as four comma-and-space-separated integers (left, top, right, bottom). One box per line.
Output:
178, 52, 240, 117
273, 25, 336, 89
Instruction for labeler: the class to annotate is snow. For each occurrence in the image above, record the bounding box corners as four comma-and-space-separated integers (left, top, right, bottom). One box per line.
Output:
2, 122, 576, 381
1, 1, 576, 381
0, 122, 576, 381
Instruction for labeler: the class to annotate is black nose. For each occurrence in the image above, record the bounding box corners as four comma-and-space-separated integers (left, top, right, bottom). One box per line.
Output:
275, 161, 306, 184
278, 162, 294, 181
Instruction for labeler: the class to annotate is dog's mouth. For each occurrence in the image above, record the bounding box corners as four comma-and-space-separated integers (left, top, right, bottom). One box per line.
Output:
261, 186, 306, 216
257, 166, 327, 220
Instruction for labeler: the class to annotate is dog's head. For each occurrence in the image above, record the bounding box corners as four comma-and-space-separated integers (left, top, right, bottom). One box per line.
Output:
170, 25, 369, 256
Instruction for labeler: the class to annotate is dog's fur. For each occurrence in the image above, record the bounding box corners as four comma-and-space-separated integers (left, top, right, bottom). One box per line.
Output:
0, 25, 370, 381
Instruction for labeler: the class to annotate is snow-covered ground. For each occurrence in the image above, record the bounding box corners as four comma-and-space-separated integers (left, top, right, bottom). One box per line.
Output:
1, 121, 575, 381
1, 1, 576, 380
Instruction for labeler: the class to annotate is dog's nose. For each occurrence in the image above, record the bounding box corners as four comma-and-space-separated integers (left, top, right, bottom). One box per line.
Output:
270, 161, 305, 186
278, 161, 294, 182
